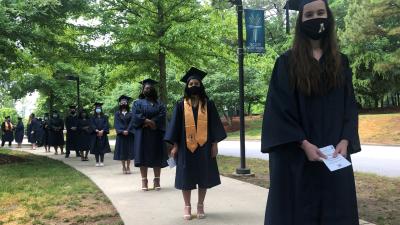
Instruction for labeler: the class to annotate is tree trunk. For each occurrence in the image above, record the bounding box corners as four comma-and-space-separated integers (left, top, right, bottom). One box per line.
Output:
49, 90, 54, 115
247, 102, 252, 116
380, 98, 384, 108
223, 111, 232, 126
158, 50, 167, 104
157, 2, 167, 104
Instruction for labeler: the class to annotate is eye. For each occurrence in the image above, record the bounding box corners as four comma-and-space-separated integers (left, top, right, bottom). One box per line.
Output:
317, 9, 326, 16
305, 12, 313, 18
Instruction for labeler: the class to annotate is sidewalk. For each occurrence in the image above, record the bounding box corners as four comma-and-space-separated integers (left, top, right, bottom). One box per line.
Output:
12, 145, 375, 225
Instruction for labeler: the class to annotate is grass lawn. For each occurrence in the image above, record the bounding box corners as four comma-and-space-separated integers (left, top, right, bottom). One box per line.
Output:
217, 155, 400, 225
225, 113, 400, 145
0, 149, 123, 225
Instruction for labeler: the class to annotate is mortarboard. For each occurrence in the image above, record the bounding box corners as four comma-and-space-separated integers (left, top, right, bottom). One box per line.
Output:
139, 78, 158, 86
69, 105, 77, 109
284, 0, 328, 11
118, 95, 132, 102
94, 102, 103, 107
180, 67, 207, 83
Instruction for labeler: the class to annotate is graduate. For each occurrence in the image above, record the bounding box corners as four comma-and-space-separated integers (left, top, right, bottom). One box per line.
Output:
27, 113, 40, 150
261, 1, 361, 225
76, 110, 92, 161
113, 95, 135, 174
164, 67, 227, 220
14, 117, 24, 148
90, 102, 111, 167
131, 79, 167, 191
48, 110, 65, 155
35, 118, 44, 147
42, 113, 50, 152
1, 116, 14, 147
65, 105, 81, 158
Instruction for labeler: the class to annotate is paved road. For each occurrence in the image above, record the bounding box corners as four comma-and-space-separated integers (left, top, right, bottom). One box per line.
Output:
214, 141, 400, 177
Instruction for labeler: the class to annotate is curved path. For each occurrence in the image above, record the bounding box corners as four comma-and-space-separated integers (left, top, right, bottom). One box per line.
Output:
12, 144, 374, 225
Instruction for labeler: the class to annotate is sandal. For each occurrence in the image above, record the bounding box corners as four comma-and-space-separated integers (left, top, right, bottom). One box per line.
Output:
141, 178, 148, 191
197, 203, 206, 219
153, 177, 161, 191
183, 205, 192, 220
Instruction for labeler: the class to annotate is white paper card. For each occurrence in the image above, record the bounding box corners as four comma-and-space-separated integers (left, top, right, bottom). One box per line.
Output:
319, 145, 351, 172
167, 157, 176, 168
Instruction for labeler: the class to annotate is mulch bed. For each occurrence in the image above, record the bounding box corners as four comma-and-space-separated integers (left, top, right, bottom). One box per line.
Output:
0, 153, 28, 165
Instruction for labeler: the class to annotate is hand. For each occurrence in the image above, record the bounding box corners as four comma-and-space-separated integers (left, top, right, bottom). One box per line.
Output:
334, 139, 349, 158
300, 140, 327, 162
170, 144, 178, 159
211, 143, 218, 158
145, 119, 156, 130
123, 130, 129, 136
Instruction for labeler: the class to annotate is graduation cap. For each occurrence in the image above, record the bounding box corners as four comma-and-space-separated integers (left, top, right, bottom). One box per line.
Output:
180, 67, 207, 83
18, 117, 22, 120
94, 102, 103, 107
139, 78, 158, 86
118, 95, 132, 102
284, 0, 328, 11
52, 110, 58, 114
5, 116, 10, 119
69, 105, 77, 109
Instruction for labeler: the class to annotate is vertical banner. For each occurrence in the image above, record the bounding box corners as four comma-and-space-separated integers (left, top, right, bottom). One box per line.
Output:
244, 9, 265, 53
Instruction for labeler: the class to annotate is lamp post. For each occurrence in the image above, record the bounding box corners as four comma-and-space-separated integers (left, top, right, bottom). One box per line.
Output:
229, 0, 251, 175
66, 75, 81, 110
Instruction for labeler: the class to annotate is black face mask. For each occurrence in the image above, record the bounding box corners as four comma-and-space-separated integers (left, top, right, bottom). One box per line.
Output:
144, 88, 157, 99
300, 18, 330, 40
186, 86, 202, 96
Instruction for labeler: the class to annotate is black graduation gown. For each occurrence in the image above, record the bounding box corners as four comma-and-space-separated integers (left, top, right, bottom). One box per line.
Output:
89, 115, 111, 155
131, 99, 168, 168
164, 99, 227, 190
14, 121, 24, 143
27, 119, 40, 144
65, 115, 79, 151
1, 122, 14, 142
76, 118, 93, 151
261, 51, 361, 225
48, 118, 65, 146
36, 120, 44, 146
42, 120, 50, 145
113, 111, 135, 161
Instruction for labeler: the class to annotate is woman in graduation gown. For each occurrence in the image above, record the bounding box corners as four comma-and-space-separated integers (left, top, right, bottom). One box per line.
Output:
76, 110, 92, 161
113, 95, 135, 174
14, 117, 24, 148
90, 103, 111, 167
27, 113, 40, 150
1, 116, 14, 147
65, 105, 80, 158
261, 1, 361, 225
48, 110, 65, 155
42, 114, 51, 152
131, 79, 167, 191
165, 67, 227, 220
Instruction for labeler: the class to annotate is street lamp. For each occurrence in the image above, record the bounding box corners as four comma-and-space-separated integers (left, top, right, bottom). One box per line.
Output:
66, 75, 81, 110
229, 0, 251, 175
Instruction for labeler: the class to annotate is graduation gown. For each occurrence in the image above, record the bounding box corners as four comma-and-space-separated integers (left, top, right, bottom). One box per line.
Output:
113, 111, 135, 160
48, 118, 65, 146
27, 119, 40, 144
65, 115, 79, 151
164, 99, 227, 190
261, 51, 361, 225
14, 121, 24, 143
35, 120, 45, 146
131, 99, 168, 168
41, 120, 50, 146
76, 118, 93, 151
89, 115, 111, 154
1, 122, 14, 142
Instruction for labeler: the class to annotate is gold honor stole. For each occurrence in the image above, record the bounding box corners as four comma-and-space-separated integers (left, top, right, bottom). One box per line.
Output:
184, 98, 208, 153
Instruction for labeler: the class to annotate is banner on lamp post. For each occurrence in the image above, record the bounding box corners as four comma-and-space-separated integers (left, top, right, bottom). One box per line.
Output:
244, 9, 265, 53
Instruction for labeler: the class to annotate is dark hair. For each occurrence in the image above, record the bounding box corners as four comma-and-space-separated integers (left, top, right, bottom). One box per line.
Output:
289, 5, 343, 96
139, 85, 158, 102
184, 81, 209, 111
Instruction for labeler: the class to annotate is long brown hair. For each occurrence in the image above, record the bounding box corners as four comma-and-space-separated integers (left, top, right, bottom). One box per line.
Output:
289, 6, 343, 96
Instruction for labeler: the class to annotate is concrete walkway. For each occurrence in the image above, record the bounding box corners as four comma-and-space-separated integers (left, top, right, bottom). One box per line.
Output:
10, 144, 374, 225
